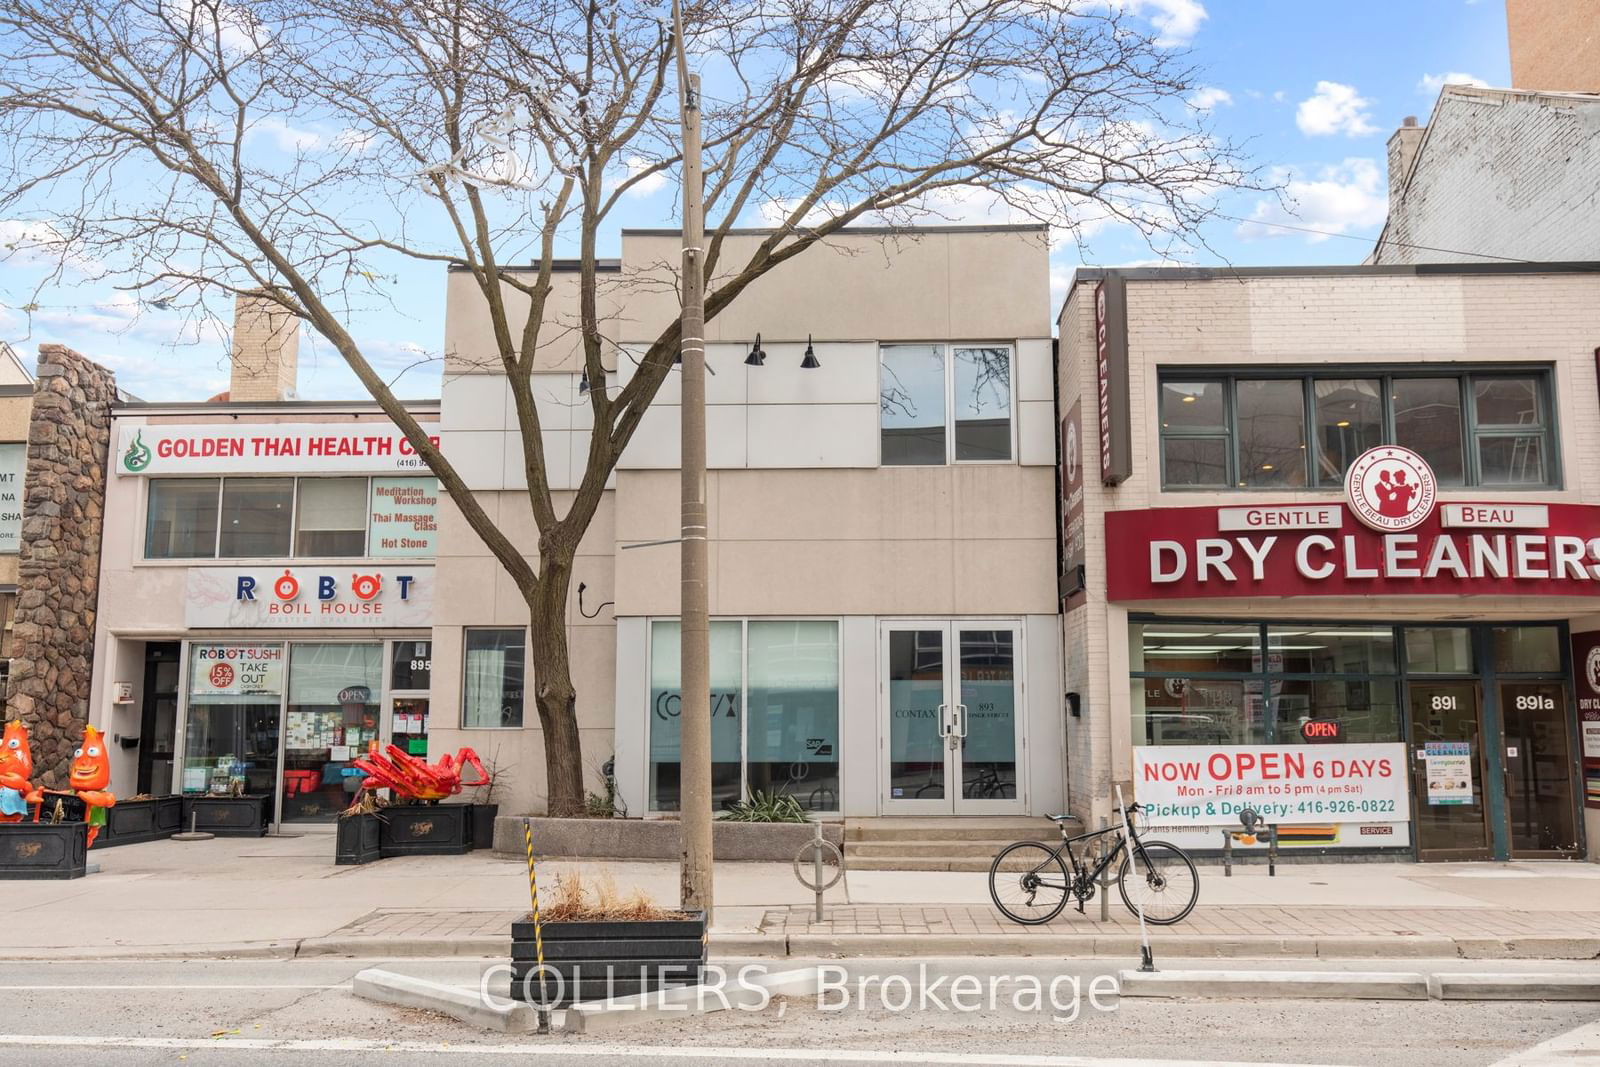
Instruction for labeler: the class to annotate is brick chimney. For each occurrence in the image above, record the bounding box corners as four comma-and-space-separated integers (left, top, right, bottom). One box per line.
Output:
229, 291, 299, 402
1386, 115, 1425, 205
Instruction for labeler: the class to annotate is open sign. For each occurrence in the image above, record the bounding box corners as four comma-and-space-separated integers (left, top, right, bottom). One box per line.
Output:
1300, 720, 1342, 743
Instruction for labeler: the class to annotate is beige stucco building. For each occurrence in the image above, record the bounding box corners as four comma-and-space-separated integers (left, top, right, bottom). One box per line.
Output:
433, 226, 1066, 822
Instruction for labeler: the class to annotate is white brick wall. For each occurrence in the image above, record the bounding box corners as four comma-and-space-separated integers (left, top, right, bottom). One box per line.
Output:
1374, 88, 1600, 264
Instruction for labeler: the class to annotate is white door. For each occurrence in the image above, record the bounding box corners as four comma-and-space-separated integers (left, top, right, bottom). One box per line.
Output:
880, 621, 1025, 814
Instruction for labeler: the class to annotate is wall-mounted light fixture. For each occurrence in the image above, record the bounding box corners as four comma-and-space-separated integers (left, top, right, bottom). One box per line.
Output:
577, 581, 614, 619
579, 368, 591, 396
1066, 691, 1082, 718
744, 333, 766, 367
801, 334, 820, 369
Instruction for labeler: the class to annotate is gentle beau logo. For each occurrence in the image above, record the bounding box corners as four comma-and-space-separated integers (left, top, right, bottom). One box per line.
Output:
1586, 645, 1600, 697
1344, 445, 1437, 533
1065, 419, 1078, 484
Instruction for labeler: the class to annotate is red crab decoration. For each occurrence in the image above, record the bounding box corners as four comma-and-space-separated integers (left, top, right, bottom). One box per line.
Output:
351, 741, 488, 802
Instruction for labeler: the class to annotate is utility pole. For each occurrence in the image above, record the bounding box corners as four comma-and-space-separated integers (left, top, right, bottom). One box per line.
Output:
673, 0, 713, 921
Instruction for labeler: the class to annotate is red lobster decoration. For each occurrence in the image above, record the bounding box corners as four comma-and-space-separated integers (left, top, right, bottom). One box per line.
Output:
351, 741, 488, 802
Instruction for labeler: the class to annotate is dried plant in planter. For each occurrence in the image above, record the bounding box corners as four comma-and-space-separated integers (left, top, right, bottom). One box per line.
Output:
537, 868, 682, 923
340, 791, 385, 819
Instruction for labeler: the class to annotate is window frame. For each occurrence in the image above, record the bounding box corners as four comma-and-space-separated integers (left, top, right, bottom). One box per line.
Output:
646, 616, 845, 814
460, 627, 527, 730
879, 342, 1017, 467
141, 474, 438, 561
1156, 366, 1560, 491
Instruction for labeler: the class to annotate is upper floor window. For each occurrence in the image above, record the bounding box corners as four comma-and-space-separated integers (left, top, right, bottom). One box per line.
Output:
1159, 369, 1556, 490
144, 475, 438, 560
881, 344, 1013, 465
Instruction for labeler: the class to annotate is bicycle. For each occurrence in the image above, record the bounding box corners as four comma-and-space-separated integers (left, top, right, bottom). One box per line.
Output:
987, 802, 1199, 926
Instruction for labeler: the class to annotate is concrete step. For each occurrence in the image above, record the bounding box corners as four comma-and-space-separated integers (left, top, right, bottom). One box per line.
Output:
846, 839, 1048, 859
846, 856, 1017, 872
844, 817, 1079, 842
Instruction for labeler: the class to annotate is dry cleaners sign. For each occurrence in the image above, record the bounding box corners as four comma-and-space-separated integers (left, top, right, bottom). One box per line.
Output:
185, 566, 432, 628
1107, 447, 1600, 600
117, 423, 439, 476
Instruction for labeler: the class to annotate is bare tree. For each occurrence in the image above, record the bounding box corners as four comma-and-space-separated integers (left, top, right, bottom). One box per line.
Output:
0, 0, 1258, 815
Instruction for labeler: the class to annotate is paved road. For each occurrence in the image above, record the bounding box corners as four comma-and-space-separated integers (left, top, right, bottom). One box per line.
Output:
0, 957, 1595, 1065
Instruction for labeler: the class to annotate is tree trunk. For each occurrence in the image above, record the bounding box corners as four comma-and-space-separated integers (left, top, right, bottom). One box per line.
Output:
525, 546, 586, 817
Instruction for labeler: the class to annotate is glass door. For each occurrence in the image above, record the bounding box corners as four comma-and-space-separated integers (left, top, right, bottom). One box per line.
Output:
881, 622, 1025, 814
954, 626, 1025, 813
1498, 680, 1580, 857
1407, 681, 1492, 860
882, 624, 953, 812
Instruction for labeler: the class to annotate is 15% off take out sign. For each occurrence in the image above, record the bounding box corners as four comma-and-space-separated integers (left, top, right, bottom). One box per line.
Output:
1134, 743, 1408, 825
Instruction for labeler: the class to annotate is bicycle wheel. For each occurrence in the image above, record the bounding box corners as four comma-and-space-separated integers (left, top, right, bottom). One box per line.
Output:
1117, 840, 1199, 925
989, 841, 1071, 925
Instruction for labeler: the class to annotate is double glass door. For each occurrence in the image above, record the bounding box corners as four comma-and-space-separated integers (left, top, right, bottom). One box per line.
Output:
881, 622, 1024, 813
1408, 678, 1579, 860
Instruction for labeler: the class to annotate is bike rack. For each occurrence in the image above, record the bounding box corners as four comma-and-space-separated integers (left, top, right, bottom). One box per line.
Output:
794, 820, 847, 921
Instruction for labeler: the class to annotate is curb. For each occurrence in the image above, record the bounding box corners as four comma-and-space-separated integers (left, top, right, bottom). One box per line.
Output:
1120, 969, 1429, 1000
1120, 968, 1600, 1002
352, 968, 536, 1032
2, 932, 1596, 963
564, 967, 821, 1035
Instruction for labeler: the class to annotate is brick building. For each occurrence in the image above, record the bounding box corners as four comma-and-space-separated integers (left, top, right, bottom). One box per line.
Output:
1058, 263, 1600, 861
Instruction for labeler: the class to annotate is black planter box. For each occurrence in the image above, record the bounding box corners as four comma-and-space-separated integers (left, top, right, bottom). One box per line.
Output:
335, 812, 383, 865
99, 796, 186, 848
0, 822, 88, 880
469, 803, 497, 851
509, 912, 707, 1006
182, 794, 271, 837
378, 803, 471, 856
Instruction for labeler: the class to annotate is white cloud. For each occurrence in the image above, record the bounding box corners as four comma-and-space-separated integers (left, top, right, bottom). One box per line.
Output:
1236, 158, 1389, 242
0, 219, 104, 275
1272, 90, 1287, 103
614, 156, 667, 199
1187, 86, 1233, 111
248, 116, 324, 153
1116, 0, 1208, 46
1295, 81, 1378, 137
1419, 71, 1489, 94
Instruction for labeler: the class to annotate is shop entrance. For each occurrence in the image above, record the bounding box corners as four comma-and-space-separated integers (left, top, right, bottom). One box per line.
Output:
1405, 625, 1581, 861
1407, 681, 1492, 860
879, 621, 1025, 814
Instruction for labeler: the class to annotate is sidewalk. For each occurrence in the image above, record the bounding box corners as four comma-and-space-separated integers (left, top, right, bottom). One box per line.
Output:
6, 833, 1600, 961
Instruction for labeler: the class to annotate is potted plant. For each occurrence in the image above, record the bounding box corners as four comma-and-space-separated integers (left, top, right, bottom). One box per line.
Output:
335, 792, 384, 865
461, 747, 509, 850
510, 870, 705, 1007
101, 792, 186, 847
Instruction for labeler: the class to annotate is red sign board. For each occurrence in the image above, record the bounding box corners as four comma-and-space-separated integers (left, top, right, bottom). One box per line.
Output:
1106, 502, 1600, 601
1299, 720, 1342, 743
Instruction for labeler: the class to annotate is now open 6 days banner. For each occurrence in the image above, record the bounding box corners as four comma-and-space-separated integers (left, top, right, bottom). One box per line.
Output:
1134, 743, 1408, 826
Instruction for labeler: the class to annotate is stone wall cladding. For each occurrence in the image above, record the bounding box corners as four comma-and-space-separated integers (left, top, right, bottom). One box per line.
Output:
6, 346, 116, 786
1374, 89, 1600, 264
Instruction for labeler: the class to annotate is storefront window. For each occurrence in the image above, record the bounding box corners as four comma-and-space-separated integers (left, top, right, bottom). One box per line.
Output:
1273, 678, 1402, 745
183, 644, 283, 796
745, 621, 840, 811
218, 477, 294, 557
648, 621, 743, 811
147, 478, 220, 559
1404, 627, 1474, 674
1131, 623, 1261, 674
1160, 381, 1230, 488
370, 477, 440, 557
1267, 626, 1396, 675
1131, 676, 1259, 746
1492, 626, 1561, 673
284, 643, 382, 822
296, 477, 369, 556
463, 629, 525, 728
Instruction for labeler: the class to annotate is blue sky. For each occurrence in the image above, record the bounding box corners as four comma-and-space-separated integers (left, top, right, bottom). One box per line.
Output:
0, 0, 1514, 402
